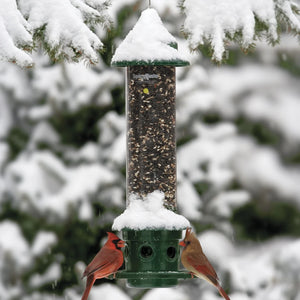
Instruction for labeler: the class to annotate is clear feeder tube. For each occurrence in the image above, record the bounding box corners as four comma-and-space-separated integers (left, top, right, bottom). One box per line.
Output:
126, 65, 177, 210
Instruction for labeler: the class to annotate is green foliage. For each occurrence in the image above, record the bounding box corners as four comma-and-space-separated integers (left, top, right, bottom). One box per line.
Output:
235, 116, 281, 146
179, 0, 300, 63
202, 112, 222, 124
253, 16, 276, 43
6, 127, 30, 160
0, 201, 112, 294
197, 44, 215, 61
49, 104, 109, 147
192, 222, 215, 234
279, 53, 300, 77
176, 133, 195, 147
231, 201, 300, 241
194, 180, 211, 196
51, 219, 109, 293
34, 27, 91, 64
30, 1, 112, 65
33, 26, 70, 64
285, 150, 300, 165
111, 86, 125, 115
221, 47, 243, 66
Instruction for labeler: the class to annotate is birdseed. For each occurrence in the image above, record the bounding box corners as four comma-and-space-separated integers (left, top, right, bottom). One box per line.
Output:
126, 65, 177, 211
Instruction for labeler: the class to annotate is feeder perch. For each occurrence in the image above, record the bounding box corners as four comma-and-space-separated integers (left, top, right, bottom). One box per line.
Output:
111, 8, 190, 288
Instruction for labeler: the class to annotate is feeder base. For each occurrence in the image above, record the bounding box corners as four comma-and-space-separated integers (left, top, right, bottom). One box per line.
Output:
110, 270, 192, 288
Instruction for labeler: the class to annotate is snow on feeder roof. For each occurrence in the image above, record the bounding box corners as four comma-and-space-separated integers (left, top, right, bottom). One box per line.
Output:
112, 191, 190, 231
111, 8, 189, 67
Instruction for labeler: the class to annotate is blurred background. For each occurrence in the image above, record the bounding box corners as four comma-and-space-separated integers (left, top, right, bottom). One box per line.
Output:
0, 0, 300, 299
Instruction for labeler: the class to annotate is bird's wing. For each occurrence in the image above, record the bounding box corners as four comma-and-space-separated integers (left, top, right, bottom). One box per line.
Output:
187, 254, 219, 285
83, 248, 122, 278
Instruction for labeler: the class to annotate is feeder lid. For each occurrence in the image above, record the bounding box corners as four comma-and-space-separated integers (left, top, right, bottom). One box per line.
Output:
111, 8, 189, 67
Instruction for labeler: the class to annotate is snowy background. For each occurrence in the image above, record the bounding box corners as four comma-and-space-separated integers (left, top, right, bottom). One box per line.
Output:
0, 0, 300, 300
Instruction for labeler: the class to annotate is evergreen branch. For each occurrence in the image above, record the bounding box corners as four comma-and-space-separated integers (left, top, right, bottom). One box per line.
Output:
0, 0, 33, 67
180, 0, 300, 64
4, 0, 114, 66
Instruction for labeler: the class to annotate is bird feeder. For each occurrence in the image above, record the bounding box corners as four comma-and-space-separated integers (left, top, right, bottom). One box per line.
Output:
111, 8, 190, 288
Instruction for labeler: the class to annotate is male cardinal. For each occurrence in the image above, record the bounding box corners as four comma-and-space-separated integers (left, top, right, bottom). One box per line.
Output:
179, 228, 230, 300
81, 232, 125, 300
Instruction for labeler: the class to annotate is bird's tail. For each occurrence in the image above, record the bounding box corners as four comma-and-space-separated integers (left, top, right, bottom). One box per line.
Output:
81, 275, 96, 300
217, 283, 230, 300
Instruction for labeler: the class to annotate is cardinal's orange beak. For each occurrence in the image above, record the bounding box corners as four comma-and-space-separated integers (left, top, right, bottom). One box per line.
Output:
117, 240, 126, 248
179, 240, 186, 247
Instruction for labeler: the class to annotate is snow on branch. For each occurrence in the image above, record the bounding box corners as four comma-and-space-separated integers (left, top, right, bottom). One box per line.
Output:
69, 0, 111, 26
0, 0, 33, 67
18, 0, 111, 64
0, 0, 111, 67
180, 0, 300, 62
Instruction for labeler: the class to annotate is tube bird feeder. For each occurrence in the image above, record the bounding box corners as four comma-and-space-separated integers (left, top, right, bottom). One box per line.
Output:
111, 8, 190, 288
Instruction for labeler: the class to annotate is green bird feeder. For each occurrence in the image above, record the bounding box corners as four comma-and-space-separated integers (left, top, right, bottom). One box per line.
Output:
111, 7, 191, 288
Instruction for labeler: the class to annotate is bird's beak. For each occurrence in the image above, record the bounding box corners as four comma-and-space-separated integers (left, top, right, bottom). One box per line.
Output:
117, 240, 126, 248
179, 240, 186, 247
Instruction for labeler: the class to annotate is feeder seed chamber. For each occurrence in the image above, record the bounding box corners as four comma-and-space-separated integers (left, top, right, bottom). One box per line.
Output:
111, 8, 191, 288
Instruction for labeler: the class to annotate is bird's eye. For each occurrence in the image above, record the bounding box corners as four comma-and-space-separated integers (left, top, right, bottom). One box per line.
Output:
186, 241, 191, 245
112, 239, 120, 246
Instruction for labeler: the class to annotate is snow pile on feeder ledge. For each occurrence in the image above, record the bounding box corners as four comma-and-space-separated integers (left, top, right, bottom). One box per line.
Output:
112, 191, 190, 231
111, 8, 188, 64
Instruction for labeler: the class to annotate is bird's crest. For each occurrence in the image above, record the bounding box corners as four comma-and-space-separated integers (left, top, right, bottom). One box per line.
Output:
106, 232, 125, 249
179, 227, 193, 248
106, 232, 119, 240
186, 227, 192, 237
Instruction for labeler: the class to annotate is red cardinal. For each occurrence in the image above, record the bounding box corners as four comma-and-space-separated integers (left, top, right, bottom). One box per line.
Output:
81, 232, 125, 300
179, 228, 230, 300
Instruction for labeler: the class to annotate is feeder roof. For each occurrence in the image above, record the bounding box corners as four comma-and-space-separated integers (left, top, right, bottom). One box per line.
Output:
111, 8, 189, 67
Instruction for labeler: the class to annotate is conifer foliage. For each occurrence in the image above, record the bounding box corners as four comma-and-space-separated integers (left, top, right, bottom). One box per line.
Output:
0, 0, 111, 67
0, 0, 299, 66
179, 0, 300, 62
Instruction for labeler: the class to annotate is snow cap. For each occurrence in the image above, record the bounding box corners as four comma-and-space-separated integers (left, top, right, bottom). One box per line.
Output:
112, 190, 190, 231
111, 8, 189, 67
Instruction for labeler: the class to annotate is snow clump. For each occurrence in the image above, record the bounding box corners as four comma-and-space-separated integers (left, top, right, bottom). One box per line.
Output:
112, 190, 190, 231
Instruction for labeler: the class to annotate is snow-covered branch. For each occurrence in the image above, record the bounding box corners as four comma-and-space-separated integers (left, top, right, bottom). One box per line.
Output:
1, 0, 299, 66
0, 0, 33, 67
180, 0, 300, 62
0, 0, 111, 67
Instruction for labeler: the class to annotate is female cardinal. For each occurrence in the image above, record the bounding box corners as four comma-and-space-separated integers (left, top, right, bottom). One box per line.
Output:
81, 232, 125, 300
179, 228, 230, 300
